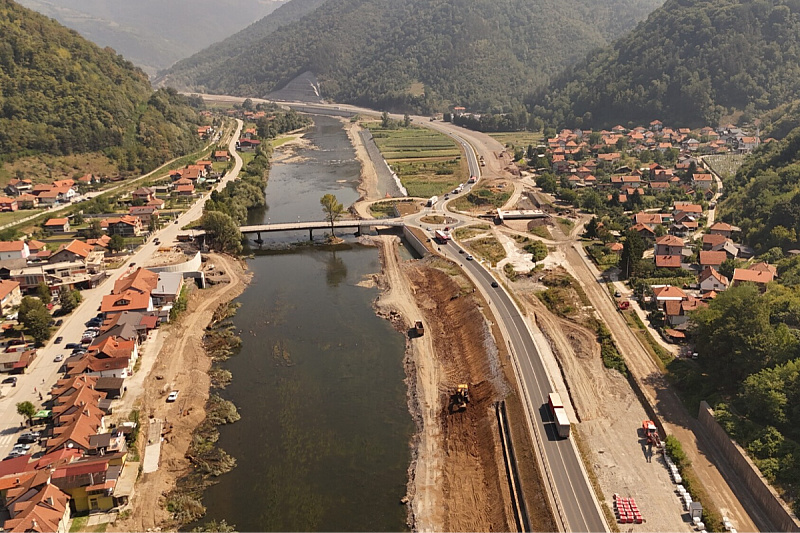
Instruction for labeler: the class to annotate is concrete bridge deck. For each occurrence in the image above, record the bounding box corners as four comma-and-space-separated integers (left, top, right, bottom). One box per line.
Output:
240, 218, 406, 239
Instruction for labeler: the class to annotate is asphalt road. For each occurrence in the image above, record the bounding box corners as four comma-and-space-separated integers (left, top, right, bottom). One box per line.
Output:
0, 119, 244, 459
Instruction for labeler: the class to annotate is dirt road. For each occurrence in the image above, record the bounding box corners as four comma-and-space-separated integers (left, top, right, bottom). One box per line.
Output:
112, 253, 251, 532
564, 243, 765, 531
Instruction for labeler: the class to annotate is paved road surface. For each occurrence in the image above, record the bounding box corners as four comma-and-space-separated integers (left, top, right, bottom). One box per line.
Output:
0, 119, 243, 459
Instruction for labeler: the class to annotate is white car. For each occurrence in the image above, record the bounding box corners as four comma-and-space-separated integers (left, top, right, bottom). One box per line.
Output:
167, 391, 179, 402
12, 443, 31, 452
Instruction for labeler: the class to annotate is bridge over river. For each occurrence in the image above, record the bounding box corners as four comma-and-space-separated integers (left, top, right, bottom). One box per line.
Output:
240, 218, 406, 241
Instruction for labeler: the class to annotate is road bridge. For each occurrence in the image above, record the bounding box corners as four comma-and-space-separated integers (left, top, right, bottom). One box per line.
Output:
240, 218, 406, 241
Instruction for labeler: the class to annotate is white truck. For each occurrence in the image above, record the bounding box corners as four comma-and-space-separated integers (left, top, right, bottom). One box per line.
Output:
427, 195, 439, 207
548, 392, 571, 438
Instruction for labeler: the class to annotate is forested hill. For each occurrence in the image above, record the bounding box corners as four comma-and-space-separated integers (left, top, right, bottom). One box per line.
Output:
530, 0, 800, 129
156, 0, 331, 87
158, 0, 662, 113
0, 0, 204, 171
722, 121, 800, 254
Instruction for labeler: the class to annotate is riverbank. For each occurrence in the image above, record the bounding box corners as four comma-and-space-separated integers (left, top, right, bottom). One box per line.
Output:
344, 118, 382, 208
111, 253, 251, 532
373, 235, 522, 531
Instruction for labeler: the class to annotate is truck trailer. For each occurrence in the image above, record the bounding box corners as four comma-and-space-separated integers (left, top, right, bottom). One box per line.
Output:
427, 196, 439, 207
553, 407, 571, 438
434, 229, 451, 243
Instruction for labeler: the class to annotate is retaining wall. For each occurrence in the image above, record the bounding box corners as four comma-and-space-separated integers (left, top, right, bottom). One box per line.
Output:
403, 226, 430, 257
698, 401, 800, 532
146, 251, 202, 273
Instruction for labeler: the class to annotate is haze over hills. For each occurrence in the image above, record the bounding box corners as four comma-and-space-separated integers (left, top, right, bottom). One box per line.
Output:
530, 0, 800, 129
0, 0, 204, 171
158, 0, 663, 113
15, 0, 285, 75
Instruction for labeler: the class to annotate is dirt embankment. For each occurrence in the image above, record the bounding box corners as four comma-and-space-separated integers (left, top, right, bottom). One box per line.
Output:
112, 253, 251, 533
374, 236, 554, 532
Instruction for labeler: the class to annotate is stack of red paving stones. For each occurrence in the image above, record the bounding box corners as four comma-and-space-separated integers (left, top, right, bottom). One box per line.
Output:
613, 494, 643, 524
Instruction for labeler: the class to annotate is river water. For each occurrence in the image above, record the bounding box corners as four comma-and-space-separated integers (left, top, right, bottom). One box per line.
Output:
193, 115, 413, 531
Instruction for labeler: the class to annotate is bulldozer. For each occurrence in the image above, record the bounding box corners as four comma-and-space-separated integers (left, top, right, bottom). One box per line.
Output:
449, 384, 470, 413
642, 420, 662, 449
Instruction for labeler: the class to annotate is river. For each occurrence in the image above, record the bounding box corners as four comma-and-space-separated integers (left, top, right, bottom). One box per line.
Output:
192, 115, 413, 531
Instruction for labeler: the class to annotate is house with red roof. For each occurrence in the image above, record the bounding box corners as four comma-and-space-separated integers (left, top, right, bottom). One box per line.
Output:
101, 216, 142, 237
699, 267, 729, 292
0, 240, 29, 261
709, 222, 733, 238
655, 255, 683, 269
653, 285, 687, 302
43, 218, 70, 233
100, 290, 153, 318
3, 473, 71, 533
654, 235, 684, 256
732, 267, 775, 290
699, 250, 727, 268
0, 196, 18, 211
0, 279, 21, 313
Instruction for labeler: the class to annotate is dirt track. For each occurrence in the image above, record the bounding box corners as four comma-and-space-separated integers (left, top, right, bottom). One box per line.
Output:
111, 253, 251, 532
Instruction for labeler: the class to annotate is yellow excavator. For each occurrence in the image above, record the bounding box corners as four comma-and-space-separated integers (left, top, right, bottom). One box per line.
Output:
450, 384, 470, 412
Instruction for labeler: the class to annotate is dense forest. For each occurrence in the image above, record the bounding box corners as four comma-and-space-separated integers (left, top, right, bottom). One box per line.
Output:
158, 0, 661, 113
0, 0, 205, 172
530, 0, 800, 129
157, 0, 330, 86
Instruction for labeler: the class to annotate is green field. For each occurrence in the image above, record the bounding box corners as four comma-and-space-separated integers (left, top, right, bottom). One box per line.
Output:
488, 132, 544, 149
367, 124, 466, 197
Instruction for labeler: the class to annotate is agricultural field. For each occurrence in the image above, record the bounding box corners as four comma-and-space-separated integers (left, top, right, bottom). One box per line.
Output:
366, 124, 467, 197
703, 154, 746, 179
488, 132, 544, 150
450, 184, 511, 213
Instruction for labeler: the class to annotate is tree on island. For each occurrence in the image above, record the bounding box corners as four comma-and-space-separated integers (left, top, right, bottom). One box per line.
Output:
320, 194, 345, 239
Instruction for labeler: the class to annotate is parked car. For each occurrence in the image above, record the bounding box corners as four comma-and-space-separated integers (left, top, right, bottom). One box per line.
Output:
54, 336, 63, 344
1, 376, 17, 385
17, 432, 39, 443
491, 281, 499, 288
65, 343, 80, 350
4, 451, 24, 459
12, 443, 31, 452
166, 390, 179, 402
55, 319, 63, 326
54, 355, 63, 362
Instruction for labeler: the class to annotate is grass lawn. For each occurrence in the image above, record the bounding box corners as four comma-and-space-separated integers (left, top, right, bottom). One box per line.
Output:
369, 201, 398, 218
488, 132, 545, 149
466, 236, 506, 266
271, 135, 295, 148
366, 123, 466, 197
240, 152, 256, 167
0, 209, 44, 228
450, 186, 511, 212
453, 224, 490, 240
529, 225, 552, 240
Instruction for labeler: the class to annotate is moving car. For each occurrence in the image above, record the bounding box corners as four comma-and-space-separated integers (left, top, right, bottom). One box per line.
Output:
167, 390, 179, 402
54, 355, 63, 362
54, 336, 63, 344
466, 254, 474, 261
491, 281, 499, 288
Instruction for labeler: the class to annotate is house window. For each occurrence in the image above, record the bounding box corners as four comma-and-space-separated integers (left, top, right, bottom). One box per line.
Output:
90, 498, 99, 511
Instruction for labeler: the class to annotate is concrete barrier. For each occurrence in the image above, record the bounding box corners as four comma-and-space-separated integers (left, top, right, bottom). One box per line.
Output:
698, 401, 800, 532
403, 226, 430, 257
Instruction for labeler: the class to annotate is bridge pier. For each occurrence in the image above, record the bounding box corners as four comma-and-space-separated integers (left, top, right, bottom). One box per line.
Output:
255, 232, 263, 244
309, 229, 313, 241
355, 226, 361, 237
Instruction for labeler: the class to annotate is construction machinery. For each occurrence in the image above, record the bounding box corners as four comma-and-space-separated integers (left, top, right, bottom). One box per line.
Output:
642, 420, 662, 449
450, 384, 470, 412
415, 321, 425, 336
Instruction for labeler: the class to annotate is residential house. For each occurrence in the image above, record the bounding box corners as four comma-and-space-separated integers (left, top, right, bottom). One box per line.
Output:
699, 250, 727, 268
0, 279, 22, 313
698, 267, 729, 292
4, 178, 33, 197
51, 456, 123, 513
692, 173, 713, 190
10, 262, 99, 293
48, 240, 94, 265
0, 349, 36, 373
702, 234, 728, 250
36, 190, 61, 205
3, 473, 71, 533
131, 187, 155, 202
176, 184, 195, 196
0, 241, 29, 261
128, 206, 158, 224
0, 197, 18, 211
630, 223, 656, 241
654, 235, 684, 256
151, 272, 184, 306
237, 138, 261, 151
213, 150, 230, 162
100, 290, 153, 317
653, 285, 687, 302
16, 194, 38, 209
78, 174, 100, 186
655, 255, 683, 269
709, 222, 733, 238
147, 198, 166, 210
737, 136, 760, 153
732, 267, 775, 290
44, 218, 70, 233
102, 216, 143, 237
665, 298, 705, 327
